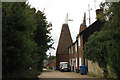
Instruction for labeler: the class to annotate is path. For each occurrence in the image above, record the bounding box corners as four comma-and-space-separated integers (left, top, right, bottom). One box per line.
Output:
38, 68, 106, 80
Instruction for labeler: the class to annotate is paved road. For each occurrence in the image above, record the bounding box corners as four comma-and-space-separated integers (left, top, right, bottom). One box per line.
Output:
38, 69, 106, 80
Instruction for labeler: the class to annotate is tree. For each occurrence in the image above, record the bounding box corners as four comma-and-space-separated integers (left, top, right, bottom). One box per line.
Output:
33, 10, 53, 71
84, 31, 110, 77
100, 2, 120, 78
84, 2, 120, 78
2, 2, 53, 78
49, 56, 56, 61
2, 2, 36, 78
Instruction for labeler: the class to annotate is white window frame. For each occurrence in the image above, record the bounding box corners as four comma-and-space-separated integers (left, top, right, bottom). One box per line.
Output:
79, 57, 81, 66
76, 58, 77, 67
72, 58, 74, 66
78, 36, 81, 47
75, 43, 77, 52
71, 46, 73, 54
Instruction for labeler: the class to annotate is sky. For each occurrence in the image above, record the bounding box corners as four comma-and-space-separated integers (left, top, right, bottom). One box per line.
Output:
27, 0, 104, 56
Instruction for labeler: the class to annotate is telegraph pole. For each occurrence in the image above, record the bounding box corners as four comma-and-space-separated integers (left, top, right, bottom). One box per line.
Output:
88, 4, 91, 25
94, 0, 96, 10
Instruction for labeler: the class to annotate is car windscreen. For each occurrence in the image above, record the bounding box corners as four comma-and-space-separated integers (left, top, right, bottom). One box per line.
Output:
62, 63, 68, 68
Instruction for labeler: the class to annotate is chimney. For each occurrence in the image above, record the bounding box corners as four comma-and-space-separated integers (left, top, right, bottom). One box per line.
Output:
96, 9, 102, 15
96, 9, 103, 19
79, 13, 87, 33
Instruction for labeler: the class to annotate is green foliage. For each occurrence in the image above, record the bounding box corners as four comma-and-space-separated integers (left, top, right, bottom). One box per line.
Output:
84, 2, 120, 78
48, 66, 53, 69
84, 31, 109, 77
33, 10, 53, 71
49, 56, 56, 60
2, 2, 53, 79
18, 69, 41, 78
46, 55, 56, 62
106, 28, 120, 78
101, 2, 120, 78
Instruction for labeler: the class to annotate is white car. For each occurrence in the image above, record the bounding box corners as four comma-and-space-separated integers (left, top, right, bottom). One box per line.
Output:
59, 62, 70, 72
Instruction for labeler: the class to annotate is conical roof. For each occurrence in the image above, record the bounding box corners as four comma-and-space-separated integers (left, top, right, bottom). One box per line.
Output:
56, 23, 73, 54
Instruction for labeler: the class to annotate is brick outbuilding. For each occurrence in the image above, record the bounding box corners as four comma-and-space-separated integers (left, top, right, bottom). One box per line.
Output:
47, 58, 56, 68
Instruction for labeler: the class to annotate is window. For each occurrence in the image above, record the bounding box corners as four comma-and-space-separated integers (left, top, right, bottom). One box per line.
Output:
71, 59, 73, 66
71, 46, 73, 54
79, 57, 81, 66
76, 58, 77, 67
78, 36, 81, 47
69, 59, 71, 66
72, 59, 73, 66
75, 43, 77, 52
69, 48, 71, 54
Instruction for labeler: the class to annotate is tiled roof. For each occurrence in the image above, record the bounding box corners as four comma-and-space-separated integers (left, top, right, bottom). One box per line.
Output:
56, 24, 73, 54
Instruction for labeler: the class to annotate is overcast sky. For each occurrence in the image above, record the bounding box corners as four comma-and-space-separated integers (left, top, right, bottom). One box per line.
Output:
27, 0, 104, 56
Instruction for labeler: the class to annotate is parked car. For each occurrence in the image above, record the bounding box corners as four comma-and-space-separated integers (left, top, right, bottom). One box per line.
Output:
59, 62, 70, 72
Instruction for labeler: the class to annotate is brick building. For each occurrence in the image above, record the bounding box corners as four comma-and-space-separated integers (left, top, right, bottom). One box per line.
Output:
69, 42, 76, 72
68, 13, 87, 72
56, 9, 105, 76
56, 23, 73, 69
79, 19, 104, 76
47, 58, 56, 68
68, 9, 104, 76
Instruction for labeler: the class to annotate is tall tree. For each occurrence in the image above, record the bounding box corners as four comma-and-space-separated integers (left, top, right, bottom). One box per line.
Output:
33, 10, 53, 71
2, 2, 53, 78
2, 2, 35, 78
84, 2, 120, 78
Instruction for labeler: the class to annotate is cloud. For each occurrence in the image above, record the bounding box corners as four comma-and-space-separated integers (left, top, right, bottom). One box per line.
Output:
28, 0, 103, 56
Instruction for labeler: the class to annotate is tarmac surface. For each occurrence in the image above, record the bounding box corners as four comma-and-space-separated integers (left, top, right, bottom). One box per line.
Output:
38, 68, 107, 80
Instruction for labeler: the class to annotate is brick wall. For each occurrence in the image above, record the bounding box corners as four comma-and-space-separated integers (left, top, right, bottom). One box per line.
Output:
56, 54, 69, 69
79, 34, 85, 66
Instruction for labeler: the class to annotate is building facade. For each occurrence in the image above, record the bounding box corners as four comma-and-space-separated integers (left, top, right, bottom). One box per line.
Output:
68, 13, 87, 72
68, 10, 104, 76
56, 9, 105, 76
